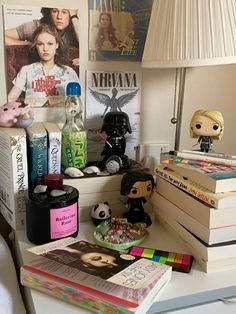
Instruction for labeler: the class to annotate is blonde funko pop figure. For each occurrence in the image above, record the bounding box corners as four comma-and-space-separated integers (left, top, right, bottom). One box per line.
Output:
189, 109, 224, 152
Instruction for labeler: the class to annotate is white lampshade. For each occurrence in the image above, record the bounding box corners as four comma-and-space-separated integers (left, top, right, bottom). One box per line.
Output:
142, 0, 236, 68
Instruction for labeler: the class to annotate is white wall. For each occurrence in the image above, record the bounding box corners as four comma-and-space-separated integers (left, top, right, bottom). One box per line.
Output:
1, 0, 236, 155
181, 65, 236, 155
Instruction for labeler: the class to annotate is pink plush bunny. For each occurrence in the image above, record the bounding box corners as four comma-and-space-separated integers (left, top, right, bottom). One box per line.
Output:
0, 102, 34, 128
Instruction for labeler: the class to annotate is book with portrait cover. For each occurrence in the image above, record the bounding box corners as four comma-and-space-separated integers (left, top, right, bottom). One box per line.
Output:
85, 70, 141, 161
88, 0, 153, 61
3, 4, 80, 107
21, 237, 171, 310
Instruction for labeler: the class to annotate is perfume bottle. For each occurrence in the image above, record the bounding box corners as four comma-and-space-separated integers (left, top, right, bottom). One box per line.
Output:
61, 82, 87, 169
26, 174, 79, 245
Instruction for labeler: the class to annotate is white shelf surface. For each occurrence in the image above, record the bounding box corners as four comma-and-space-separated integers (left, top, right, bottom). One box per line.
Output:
14, 220, 236, 314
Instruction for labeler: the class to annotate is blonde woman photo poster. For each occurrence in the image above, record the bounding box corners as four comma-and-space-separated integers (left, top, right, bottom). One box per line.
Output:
88, 0, 153, 61
3, 4, 80, 107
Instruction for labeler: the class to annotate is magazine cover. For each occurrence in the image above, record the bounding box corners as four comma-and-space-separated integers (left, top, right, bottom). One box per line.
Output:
88, 0, 153, 61
3, 4, 80, 107
85, 70, 141, 160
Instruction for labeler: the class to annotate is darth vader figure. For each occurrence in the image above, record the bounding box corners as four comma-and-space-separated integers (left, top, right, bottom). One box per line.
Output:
100, 111, 132, 166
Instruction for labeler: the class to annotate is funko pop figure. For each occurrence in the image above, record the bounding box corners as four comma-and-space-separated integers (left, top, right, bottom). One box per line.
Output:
120, 170, 155, 227
100, 111, 132, 165
189, 109, 224, 152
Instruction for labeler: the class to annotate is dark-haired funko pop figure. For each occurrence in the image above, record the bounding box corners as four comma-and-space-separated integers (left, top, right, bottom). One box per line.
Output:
189, 109, 224, 152
100, 111, 132, 165
120, 171, 155, 227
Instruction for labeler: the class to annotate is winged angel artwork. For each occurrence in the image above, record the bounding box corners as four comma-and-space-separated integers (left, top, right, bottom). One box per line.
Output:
89, 87, 139, 117
86, 70, 141, 160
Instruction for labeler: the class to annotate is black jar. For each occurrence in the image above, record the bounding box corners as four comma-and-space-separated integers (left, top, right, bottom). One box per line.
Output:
26, 174, 79, 245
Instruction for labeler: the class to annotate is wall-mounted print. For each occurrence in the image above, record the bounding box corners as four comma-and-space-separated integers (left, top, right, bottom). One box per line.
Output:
3, 4, 80, 107
88, 0, 153, 61
85, 70, 141, 161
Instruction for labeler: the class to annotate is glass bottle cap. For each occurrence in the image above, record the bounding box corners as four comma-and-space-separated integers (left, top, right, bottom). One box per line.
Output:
66, 82, 81, 96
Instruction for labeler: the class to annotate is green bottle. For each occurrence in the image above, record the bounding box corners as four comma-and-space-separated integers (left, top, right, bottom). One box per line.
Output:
61, 82, 87, 169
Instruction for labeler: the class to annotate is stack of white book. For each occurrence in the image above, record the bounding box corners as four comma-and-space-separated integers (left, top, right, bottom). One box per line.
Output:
152, 150, 236, 273
63, 174, 127, 222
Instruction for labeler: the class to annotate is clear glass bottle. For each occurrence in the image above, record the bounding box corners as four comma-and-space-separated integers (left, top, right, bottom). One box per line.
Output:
61, 82, 87, 169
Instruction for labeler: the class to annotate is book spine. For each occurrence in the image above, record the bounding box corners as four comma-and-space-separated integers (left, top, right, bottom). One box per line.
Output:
12, 133, 28, 229
47, 130, 61, 174
155, 166, 219, 208
181, 149, 236, 160
174, 156, 236, 167
0, 131, 28, 229
154, 210, 210, 261
154, 213, 209, 273
21, 268, 132, 314
27, 133, 47, 188
153, 192, 215, 245
177, 151, 236, 166
161, 157, 236, 193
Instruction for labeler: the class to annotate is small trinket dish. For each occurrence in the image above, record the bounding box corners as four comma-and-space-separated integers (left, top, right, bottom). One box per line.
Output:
93, 217, 148, 250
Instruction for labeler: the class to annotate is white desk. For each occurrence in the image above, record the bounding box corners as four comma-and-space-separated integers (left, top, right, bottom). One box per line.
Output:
13, 220, 236, 314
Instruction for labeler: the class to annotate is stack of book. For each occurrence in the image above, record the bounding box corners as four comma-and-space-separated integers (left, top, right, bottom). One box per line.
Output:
63, 174, 127, 222
0, 123, 61, 229
21, 237, 172, 313
152, 150, 236, 273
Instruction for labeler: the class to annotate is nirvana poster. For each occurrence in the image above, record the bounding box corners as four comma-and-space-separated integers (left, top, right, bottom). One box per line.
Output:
86, 70, 141, 160
88, 0, 153, 61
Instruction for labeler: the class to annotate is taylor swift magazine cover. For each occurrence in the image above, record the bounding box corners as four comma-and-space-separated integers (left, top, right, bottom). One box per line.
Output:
88, 0, 153, 61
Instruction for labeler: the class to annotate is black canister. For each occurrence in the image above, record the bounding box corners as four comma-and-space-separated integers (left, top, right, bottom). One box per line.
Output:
26, 174, 79, 245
